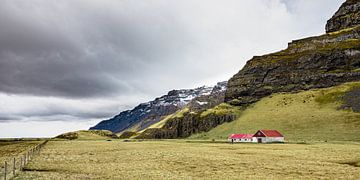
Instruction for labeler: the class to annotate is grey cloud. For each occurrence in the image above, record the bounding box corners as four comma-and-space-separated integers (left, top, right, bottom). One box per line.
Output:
0, 115, 22, 121
0, 0, 193, 98
0, 0, 345, 99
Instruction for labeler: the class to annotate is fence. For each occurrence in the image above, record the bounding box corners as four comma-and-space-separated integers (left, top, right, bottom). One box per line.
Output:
1, 140, 48, 180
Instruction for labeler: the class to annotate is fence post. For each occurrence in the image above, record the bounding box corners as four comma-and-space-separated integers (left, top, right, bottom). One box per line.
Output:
20, 157, 22, 171
4, 161, 7, 180
13, 158, 15, 176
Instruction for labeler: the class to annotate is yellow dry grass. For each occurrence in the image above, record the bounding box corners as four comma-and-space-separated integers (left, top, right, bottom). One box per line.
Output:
0, 140, 42, 177
0, 140, 41, 165
13, 140, 360, 179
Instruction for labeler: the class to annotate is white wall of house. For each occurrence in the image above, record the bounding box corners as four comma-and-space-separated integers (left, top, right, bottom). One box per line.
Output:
228, 138, 253, 143
252, 137, 284, 143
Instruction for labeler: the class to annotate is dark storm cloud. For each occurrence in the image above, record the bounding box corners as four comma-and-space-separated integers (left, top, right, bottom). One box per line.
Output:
0, 115, 21, 121
0, 0, 345, 99
0, 0, 193, 98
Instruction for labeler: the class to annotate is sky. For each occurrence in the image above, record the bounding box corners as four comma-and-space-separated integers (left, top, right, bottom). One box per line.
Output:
0, 0, 344, 138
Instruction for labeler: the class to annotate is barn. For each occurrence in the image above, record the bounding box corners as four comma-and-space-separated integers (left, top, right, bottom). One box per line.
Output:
228, 134, 253, 143
252, 130, 284, 143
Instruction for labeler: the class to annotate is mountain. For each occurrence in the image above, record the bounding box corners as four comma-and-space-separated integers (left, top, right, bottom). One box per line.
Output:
90, 81, 227, 134
225, 0, 360, 106
134, 0, 360, 140
326, 0, 360, 33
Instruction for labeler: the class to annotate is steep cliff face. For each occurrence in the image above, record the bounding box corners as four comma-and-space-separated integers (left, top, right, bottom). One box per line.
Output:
326, 0, 360, 33
225, 24, 360, 105
135, 103, 240, 139
90, 82, 227, 133
226, 0, 360, 105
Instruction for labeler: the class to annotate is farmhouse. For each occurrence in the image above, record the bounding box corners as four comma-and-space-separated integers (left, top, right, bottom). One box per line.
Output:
252, 130, 284, 143
228, 134, 253, 143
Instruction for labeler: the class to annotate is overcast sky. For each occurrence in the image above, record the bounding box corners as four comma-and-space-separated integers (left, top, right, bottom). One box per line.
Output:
0, 0, 344, 138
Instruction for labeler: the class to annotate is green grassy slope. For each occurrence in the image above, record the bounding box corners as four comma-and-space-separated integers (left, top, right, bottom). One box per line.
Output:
190, 82, 360, 142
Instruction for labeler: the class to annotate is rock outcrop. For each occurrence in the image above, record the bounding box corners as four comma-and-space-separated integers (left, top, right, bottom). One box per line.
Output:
326, 0, 360, 33
226, 20, 360, 105
136, 103, 238, 139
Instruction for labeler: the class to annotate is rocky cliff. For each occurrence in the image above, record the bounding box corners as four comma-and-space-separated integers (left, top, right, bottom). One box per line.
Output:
225, 0, 360, 105
90, 82, 227, 133
135, 103, 239, 139
326, 0, 360, 33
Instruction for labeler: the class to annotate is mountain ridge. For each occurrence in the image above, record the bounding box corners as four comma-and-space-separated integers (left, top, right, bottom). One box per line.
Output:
90, 81, 227, 133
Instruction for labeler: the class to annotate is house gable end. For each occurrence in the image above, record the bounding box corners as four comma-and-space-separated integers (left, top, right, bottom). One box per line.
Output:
252, 130, 266, 137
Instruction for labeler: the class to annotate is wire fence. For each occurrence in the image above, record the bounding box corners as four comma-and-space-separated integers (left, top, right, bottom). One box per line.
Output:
0, 140, 48, 180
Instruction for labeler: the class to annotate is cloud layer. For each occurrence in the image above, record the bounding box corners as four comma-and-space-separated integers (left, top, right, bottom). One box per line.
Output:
0, 0, 344, 137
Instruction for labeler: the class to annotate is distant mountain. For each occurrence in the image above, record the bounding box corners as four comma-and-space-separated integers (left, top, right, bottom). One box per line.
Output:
90, 81, 227, 133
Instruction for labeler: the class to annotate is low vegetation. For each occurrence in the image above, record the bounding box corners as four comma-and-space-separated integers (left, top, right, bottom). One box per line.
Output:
13, 140, 360, 179
190, 82, 360, 141
55, 130, 117, 140
200, 103, 242, 118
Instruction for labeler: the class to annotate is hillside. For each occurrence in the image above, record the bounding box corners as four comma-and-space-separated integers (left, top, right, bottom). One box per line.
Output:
131, 0, 360, 140
88, 0, 360, 140
190, 82, 360, 141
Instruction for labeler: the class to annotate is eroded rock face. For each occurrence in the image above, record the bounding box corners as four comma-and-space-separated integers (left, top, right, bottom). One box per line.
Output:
225, 26, 360, 105
135, 111, 236, 139
326, 0, 360, 33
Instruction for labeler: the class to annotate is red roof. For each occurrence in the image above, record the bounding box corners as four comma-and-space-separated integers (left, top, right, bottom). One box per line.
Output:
228, 134, 253, 139
253, 130, 283, 137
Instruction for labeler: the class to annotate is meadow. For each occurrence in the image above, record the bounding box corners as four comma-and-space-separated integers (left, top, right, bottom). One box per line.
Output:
10, 140, 360, 179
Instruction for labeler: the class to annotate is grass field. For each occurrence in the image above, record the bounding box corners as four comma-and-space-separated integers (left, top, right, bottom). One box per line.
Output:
0, 140, 42, 177
190, 82, 360, 141
0, 140, 42, 165
11, 140, 360, 179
